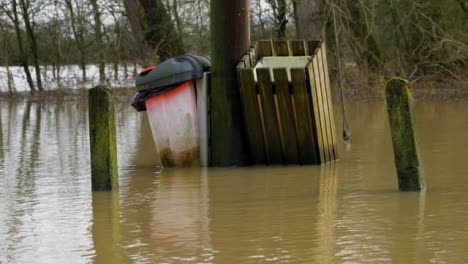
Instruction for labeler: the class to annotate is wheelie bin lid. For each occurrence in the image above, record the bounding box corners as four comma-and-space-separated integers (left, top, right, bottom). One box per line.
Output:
135, 55, 210, 92
131, 55, 210, 112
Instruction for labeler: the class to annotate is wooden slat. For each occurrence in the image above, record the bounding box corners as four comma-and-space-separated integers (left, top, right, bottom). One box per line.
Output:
242, 55, 252, 68
320, 42, 339, 160
257, 40, 273, 58
273, 41, 290, 56
196, 73, 209, 166
316, 48, 335, 162
290, 68, 318, 164
248, 48, 257, 68
257, 68, 283, 164
308, 57, 330, 163
307, 41, 322, 56
273, 68, 299, 164
290, 40, 307, 56
238, 68, 267, 164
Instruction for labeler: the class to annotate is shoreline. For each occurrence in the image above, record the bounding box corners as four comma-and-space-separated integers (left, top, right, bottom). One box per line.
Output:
2, 86, 467, 103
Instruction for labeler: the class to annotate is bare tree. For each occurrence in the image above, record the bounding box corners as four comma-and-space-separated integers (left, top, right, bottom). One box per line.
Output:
0, 21, 15, 92
123, 0, 184, 65
1, 0, 35, 91
19, 0, 43, 91
64, 0, 89, 81
293, 0, 321, 40
266, 0, 290, 39
89, 0, 105, 82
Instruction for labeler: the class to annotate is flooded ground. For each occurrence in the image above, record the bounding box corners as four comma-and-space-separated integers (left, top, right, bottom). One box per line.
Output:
1, 97, 468, 263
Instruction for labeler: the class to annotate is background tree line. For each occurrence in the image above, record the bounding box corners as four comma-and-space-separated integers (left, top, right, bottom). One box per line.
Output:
0, 0, 467, 92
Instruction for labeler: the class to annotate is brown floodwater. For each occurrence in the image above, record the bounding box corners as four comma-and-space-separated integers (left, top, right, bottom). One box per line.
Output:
1, 97, 468, 263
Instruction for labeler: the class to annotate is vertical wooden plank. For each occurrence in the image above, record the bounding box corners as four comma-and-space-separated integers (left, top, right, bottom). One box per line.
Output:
237, 60, 246, 69
273, 40, 291, 56
248, 48, 257, 68
196, 73, 210, 167
238, 68, 267, 164
257, 40, 274, 58
290, 40, 307, 56
316, 48, 335, 162
242, 55, 251, 68
256, 68, 283, 164
307, 41, 322, 56
320, 42, 339, 160
273, 68, 300, 164
290, 68, 318, 164
309, 57, 330, 163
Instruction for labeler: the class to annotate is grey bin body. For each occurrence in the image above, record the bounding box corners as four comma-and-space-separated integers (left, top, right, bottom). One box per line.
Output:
131, 55, 211, 112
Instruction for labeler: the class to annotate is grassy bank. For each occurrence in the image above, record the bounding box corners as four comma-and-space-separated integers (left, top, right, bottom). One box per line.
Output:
0, 87, 137, 104
1, 71, 468, 104
334, 69, 468, 101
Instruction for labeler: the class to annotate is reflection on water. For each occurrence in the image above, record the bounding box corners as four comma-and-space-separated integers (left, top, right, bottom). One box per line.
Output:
1, 98, 468, 263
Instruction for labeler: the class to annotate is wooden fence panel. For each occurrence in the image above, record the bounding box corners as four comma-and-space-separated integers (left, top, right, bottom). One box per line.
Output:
238, 68, 267, 164
247, 48, 257, 68
257, 40, 274, 58
316, 49, 335, 161
290, 68, 318, 164
273, 41, 290, 56
290, 41, 307, 56
273, 68, 299, 164
320, 42, 339, 159
257, 68, 283, 164
307, 41, 321, 56
309, 57, 329, 163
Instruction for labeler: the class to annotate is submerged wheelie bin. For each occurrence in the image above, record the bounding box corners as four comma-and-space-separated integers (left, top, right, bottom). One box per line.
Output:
131, 55, 210, 167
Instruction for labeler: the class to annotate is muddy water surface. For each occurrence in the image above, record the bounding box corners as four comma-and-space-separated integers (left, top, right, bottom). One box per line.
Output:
1, 98, 468, 263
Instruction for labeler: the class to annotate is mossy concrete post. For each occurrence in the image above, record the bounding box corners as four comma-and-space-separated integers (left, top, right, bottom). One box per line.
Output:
385, 78, 425, 191
89, 85, 118, 191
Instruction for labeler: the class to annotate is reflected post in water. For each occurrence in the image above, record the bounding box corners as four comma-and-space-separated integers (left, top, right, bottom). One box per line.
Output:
314, 164, 339, 263
92, 191, 128, 263
391, 192, 427, 263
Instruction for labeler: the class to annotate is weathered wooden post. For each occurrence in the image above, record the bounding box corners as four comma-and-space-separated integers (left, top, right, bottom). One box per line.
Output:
88, 85, 118, 191
385, 78, 425, 191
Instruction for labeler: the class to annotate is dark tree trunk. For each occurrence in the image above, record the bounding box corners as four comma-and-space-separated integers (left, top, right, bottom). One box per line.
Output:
346, 1, 382, 69
6, 58, 14, 93
81, 56, 87, 82
123, 0, 184, 66
64, 0, 87, 82
1, 29, 15, 92
123, 63, 128, 79
457, 0, 468, 15
19, 0, 43, 91
11, 0, 35, 91
210, 0, 250, 166
172, 0, 183, 41
276, 0, 288, 39
90, 0, 106, 82
267, 0, 289, 39
293, 0, 322, 40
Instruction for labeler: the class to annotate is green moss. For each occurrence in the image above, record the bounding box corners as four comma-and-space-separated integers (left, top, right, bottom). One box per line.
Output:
386, 78, 425, 191
89, 86, 119, 191
159, 147, 198, 168
160, 148, 176, 168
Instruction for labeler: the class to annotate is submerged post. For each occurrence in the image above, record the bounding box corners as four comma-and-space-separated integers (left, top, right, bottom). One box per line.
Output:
89, 86, 118, 191
385, 78, 425, 191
